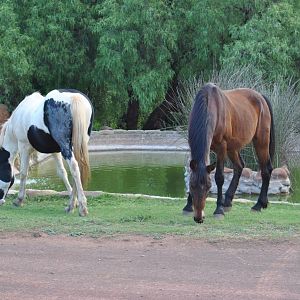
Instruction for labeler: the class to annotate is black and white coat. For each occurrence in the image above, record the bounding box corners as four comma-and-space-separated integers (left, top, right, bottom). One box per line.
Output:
0, 89, 93, 216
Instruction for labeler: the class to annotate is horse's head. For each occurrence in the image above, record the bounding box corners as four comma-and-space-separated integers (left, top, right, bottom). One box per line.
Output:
0, 148, 14, 204
189, 160, 215, 223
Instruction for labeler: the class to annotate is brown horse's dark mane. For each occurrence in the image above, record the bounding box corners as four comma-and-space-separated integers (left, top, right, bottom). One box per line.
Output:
188, 84, 214, 174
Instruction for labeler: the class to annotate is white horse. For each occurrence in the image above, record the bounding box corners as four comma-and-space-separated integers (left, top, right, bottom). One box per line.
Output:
0, 89, 93, 216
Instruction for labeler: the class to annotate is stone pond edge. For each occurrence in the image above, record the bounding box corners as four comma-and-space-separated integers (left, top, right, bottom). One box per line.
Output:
7, 189, 300, 206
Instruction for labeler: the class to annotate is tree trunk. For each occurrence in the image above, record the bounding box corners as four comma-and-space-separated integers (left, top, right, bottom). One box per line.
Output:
143, 78, 178, 130
126, 99, 140, 130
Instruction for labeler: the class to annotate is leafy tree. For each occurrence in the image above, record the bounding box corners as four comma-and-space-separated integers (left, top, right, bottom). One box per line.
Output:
21, 0, 91, 94
1, 0, 300, 129
0, 1, 32, 108
221, 2, 300, 82
144, 0, 264, 129
91, 0, 177, 129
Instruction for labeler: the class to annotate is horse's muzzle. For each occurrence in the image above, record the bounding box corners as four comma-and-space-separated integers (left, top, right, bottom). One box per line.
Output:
194, 216, 204, 223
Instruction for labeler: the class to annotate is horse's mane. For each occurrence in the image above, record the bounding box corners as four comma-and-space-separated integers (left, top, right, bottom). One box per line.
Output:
188, 85, 211, 168
0, 120, 9, 148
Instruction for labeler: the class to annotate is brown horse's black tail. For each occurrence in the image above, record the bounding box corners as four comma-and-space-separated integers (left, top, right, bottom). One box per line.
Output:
262, 95, 275, 162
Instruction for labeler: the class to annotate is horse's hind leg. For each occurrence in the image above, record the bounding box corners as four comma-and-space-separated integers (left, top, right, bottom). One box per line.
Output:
13, 143, 32, 206
65, 153, 88, 216
224, 151, 245, 211
252, 159, 272, 211
252, 142, 273, 211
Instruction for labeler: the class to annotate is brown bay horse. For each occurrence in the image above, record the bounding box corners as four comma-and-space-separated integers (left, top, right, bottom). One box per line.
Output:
186, 83, 275, 223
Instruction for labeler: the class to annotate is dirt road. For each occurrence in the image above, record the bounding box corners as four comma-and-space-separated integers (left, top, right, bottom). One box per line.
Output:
0, 234, 299, 300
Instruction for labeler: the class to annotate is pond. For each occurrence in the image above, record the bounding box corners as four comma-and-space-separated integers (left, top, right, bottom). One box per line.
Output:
18, 152, 189, 198
13, 151, 300, 203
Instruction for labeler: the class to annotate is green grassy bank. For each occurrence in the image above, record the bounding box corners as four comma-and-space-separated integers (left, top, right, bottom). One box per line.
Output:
0, 194, 299, 240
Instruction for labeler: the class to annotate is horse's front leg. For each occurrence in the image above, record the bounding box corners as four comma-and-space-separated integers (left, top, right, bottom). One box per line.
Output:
53, 153, 72, 194
65, 184, 78, 213
224, 151, 244, 211
182, 165, 193, 215
182, 192, 193, 215
213, 158, 225, 218
52, 153, 76, 212
13, 143, 32, 207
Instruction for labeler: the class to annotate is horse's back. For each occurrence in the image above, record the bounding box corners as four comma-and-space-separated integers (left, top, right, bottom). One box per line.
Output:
9, 89, 93, 155
212, 87, 271, 150
223, 88, 265, 112
224, 88, 271, 131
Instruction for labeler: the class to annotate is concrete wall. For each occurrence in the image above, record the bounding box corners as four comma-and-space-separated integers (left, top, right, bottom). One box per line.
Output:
89, 130, 189, 152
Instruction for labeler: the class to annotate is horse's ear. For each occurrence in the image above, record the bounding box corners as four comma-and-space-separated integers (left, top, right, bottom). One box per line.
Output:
190, 160, 198, 171
206, 162, 216, 173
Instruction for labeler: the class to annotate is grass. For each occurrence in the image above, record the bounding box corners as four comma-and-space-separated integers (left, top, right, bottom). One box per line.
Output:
0, 193, 299, 240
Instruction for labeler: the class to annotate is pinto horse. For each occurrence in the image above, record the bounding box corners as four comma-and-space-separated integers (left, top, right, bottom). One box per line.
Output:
185, 83, 275, 223
0, 89, 93, 216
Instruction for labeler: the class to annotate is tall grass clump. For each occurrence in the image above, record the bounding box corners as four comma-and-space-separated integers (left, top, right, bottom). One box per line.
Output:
171, 65, 300, 170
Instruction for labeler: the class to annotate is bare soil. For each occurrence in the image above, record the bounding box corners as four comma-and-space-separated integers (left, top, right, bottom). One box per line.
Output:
0, 234, 299, 300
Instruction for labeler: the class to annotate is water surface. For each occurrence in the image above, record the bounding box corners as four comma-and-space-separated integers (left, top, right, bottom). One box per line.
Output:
14, 151, 300, 203
23, 151, 189, 198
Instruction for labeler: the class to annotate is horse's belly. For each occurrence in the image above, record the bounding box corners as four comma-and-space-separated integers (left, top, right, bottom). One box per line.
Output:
27, 125, 61, 153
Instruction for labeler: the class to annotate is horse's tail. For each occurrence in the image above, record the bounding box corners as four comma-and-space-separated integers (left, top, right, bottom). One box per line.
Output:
263, 95, 275, 163
70, 95, 90, 187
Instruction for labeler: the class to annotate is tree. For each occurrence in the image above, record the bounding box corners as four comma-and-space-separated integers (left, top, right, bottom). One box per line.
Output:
221, 2, 300, 82
144, 0, 268, 129
91, 0, 177, 129
16, 0, 92, 96
2, 0, 300, 129
0, 1, 32, 108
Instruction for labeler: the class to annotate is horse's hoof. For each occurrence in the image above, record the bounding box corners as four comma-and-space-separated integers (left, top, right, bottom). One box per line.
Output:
79, 207, 88, 217
251, 205, 261, 212
223, 206, 232, 212
0, 199, 5, 205
13, 199, 23, 207
65, 206, 75, 213
213, 206, 224, 216
214, 213, 224, 220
